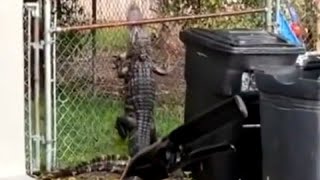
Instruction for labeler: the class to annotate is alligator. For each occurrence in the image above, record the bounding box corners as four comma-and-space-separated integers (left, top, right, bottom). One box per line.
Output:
113, 2, 171, 157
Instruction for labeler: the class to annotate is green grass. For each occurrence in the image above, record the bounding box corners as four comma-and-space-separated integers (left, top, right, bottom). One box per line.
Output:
94, 26, 159, 51
55, 91, 183, 167
57, 27, 129, 58
95, 27, 129, 51
58, 25, 162, 56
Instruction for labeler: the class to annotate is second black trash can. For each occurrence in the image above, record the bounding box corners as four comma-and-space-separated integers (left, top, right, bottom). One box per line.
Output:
179, 28, 305, 180
255, 61, 320, 180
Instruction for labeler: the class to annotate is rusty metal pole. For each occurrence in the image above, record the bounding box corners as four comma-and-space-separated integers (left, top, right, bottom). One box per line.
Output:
53, 8, 267, 32
91, 0, 97, 93
265, 0, 273, 32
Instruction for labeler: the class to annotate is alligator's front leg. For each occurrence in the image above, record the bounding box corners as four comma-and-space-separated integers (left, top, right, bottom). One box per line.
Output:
152, 63, 174, 76
118, 66, 129, 78
112, 52, 129, 78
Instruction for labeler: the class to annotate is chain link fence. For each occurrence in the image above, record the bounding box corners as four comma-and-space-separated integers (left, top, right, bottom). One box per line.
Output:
52, 0, 268, 169
297, 0, 320, 51
56, 0, 157, 25
19, 0, 320, 175
21, 0, 320, 173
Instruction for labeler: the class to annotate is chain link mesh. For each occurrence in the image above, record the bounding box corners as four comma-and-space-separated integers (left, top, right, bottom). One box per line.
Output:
53, 0, 265, 169
66, 0, 157, 24
291, 0, 320, 51
55, 28, 128, 167
15, 0, 319, 175
51, 0, 319, 170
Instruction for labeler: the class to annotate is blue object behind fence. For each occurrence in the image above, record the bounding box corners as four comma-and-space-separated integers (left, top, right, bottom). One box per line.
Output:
276, 10, 303, 46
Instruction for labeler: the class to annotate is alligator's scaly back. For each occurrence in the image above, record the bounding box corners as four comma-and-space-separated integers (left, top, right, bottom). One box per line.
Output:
114, 4, 183, 180
114, 3, 158, 158
39, 155, 129, 179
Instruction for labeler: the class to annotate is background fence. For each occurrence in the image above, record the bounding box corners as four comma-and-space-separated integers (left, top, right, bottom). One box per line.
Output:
23, 0, 320, 175
53, 0, 267, 169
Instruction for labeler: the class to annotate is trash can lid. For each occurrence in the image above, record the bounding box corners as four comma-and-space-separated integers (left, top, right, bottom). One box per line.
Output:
255, 66, 320, 100
179, 28, 306, 54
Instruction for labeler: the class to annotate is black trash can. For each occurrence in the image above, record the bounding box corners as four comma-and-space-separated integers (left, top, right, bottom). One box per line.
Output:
179, 28, 305, 180
255, 61, 320, 180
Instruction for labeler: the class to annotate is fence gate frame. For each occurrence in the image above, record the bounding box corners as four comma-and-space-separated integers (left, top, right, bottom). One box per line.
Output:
42, 0, 56, 172
23, 0, 57, 173
23, 1, 42, 174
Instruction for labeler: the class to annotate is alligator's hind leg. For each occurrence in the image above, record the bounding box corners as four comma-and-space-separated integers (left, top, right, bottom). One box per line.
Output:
115, 115, 137, 140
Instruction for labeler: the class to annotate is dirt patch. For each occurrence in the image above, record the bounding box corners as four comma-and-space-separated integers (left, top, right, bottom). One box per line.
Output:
53, 172, 120, 180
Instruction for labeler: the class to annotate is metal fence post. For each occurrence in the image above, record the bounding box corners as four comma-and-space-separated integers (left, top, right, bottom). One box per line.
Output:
24, 5, 34, 173
24, 2, 43, 173
44, 0, 53, 172
32, 3, 41, 171
91, 0, 97, 94
274, 0, 281, 34
265, 0, 273, 32
52, 0, 58, 169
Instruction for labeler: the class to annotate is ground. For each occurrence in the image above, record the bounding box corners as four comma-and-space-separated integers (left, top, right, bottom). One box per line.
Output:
50, 172, 120, 180
49, 172, 192, 180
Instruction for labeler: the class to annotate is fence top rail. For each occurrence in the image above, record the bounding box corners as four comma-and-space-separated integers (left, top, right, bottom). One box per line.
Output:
53, 8, 267, 32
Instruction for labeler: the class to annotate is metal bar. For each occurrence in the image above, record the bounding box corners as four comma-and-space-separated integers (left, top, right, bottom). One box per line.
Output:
54, 8, 267, 32
32, 4, 41, 171
26, 7, 34, 173
91, 0, 97, 94
274, 0, 281, 33
44, 0, 53, 172
306, 51, 320, 56
52, 0, 58, 169
242, 124, 261, 128
265, 0, 273, 32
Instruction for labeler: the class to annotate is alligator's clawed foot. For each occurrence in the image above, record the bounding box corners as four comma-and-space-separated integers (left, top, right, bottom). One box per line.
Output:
152, 63, 173, 76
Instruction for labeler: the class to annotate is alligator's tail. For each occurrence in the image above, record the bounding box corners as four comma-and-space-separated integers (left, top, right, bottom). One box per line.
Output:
128, 110, 154, 157
40, 154, 129, 179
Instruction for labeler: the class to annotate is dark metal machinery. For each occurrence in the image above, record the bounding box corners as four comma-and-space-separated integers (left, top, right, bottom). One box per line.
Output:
120, 95, 248, 180
120, 28, 306, 180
